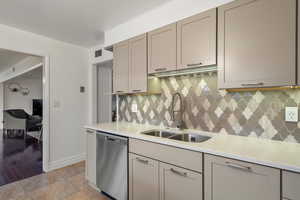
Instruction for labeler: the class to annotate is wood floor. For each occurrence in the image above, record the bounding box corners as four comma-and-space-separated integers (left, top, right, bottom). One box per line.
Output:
0, 162, 110, 200
0, 131, 43, 186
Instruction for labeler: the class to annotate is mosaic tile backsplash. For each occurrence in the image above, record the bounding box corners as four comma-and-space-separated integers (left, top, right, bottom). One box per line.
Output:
118, 72, 300, 143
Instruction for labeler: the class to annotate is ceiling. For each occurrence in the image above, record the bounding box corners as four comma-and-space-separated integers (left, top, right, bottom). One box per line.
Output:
0, 49, 32, 73
0, 0, 172, 47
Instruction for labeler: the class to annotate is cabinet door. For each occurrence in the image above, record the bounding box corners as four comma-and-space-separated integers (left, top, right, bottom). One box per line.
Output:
204, 154, 280, 200
129, 154, 159, 200
282, 171, 300, 200
177, 8, 216, 69
148, 23, 177, 74
86, 129, 96, 186
113, 40, 129, 94
160, 163, 203, 200
218, 0, 296, 89
129, 34, 147, 93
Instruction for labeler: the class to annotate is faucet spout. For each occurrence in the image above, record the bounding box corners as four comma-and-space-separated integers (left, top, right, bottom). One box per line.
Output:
170, 92, 185, 129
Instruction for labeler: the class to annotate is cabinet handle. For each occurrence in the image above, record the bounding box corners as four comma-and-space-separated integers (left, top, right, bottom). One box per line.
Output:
116, 91, 124, 93
226, 162, 252, 172
136, 157, 149, 164
155, 68, 167, 72
187, 62, 203, 67
86, 130, 94, 134
170, 168, 187, 177
132, 90, 141, 92
241, 83, 264, 87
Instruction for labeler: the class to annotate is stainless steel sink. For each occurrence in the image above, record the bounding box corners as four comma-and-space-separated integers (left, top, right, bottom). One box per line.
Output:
141, 130, 211, 143
168, 133, 211, 143
141, 130, 178, 138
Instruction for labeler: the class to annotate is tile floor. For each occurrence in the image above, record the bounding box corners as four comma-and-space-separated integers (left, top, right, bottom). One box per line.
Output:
0, 162, 110, 200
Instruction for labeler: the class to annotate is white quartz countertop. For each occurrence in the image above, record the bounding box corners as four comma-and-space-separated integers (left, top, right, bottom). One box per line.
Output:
85, 122, 300, 173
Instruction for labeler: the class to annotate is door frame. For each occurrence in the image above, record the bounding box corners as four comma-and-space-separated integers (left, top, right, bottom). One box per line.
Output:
96, 60, 113, 123
0, 47, 50, 172
90, 59, 117, 124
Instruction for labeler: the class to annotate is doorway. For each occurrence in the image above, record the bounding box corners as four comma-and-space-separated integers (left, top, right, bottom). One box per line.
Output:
96, 60, 116, 123
0, 48, 48, 186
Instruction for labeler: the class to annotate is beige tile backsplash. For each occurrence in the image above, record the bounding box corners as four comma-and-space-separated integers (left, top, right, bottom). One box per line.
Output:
118, 72, 300, 143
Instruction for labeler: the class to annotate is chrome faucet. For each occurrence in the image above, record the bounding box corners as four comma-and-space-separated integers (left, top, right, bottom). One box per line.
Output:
170, 92, 185, 130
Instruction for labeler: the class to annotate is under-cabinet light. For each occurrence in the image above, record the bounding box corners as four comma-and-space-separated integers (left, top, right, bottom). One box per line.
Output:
151, 66, 217, 78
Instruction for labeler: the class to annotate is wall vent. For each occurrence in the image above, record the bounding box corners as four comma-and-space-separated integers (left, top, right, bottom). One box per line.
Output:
95, 49, 102, 58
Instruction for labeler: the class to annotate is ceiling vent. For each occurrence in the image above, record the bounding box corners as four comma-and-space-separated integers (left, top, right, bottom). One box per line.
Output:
95, 49, 102, 58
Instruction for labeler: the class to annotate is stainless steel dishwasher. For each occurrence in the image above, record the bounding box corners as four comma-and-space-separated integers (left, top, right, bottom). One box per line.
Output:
96, 131, 128, 200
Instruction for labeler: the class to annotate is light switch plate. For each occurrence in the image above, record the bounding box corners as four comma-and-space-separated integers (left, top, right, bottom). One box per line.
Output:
132, 103, 138, 113
285, 107, 298, 122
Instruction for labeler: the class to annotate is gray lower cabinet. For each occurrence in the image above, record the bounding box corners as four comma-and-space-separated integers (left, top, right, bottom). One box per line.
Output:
129, 139, 203, 200
129, 153, 203, 200
218, 0, 296, 89
85, 129, 96, 186
282, 171, 300, 200
160, 163, 203, 200
204, 154, 280, 200
129, 153, 159, 200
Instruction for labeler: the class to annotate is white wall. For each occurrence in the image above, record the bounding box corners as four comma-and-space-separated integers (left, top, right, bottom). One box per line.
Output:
104, 0, 234, 46
0, 23, 89, 170
4, 70, 42, 115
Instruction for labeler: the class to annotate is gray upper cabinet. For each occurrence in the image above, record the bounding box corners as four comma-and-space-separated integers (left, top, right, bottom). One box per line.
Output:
177, 8, 217, 69
148, 23, 177, 74
218, 0, 296, 89
204, 154, 280, 200
129, 34, 147, 93
113, 40, 129, 94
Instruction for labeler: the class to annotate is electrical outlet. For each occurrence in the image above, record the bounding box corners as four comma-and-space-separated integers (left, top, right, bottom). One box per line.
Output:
285, 107, 298, 122
132, 103, 138, 113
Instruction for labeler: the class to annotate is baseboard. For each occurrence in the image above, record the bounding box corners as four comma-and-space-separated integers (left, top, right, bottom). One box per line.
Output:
88, 181, 100, 192
48, 153, 86, 171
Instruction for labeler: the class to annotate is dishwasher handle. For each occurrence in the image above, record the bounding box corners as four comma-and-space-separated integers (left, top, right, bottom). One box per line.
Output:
106, 136, 117, 141
97, 131, 128, 142
106, 136, 124, 143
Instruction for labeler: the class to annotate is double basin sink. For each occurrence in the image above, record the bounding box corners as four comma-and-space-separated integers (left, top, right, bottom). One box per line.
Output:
141, 129, 211, 143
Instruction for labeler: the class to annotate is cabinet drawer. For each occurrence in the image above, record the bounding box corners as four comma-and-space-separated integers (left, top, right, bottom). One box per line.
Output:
129, 139, 202, 172
204, 154, 280, 200
282, 171, 300, 200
